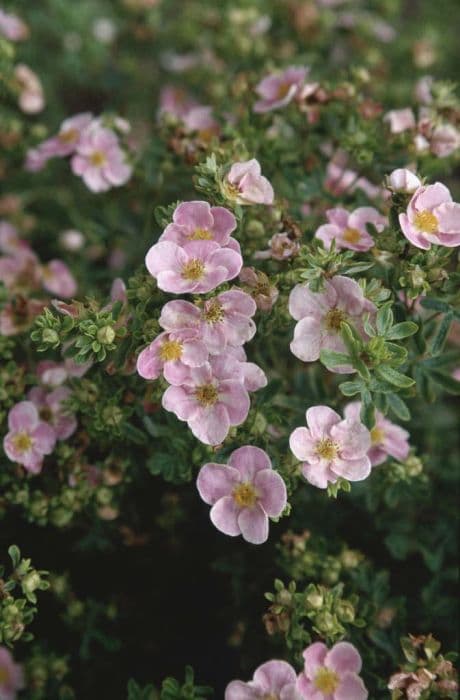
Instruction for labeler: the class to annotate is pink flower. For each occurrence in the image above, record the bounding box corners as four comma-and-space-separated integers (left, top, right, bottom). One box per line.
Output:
71, 124, 132, 192
429, 123, 460, 158
0, 9, 29, 41
197, 446, 287, 544
136, 330, 208, 384
28, 386, 77, 441
3, 401, 56, 473
162, 355, 251, 445
315, 207, 387, 252
254, 66, 308, 113
0, 253, 41, 292
224, 159, 274, 205
0, 298, 45, 336
14, 64, 44, 114
324, 161, 382, 199
225, 345, 268, 392
0, 222, 28, 256
36, 361, 68, 387
254, 233, 300, 261
289, 405, 371, 488
158, 86, 197, 120
159, 290, 257, 354
297, 642, 368, 699
0, 647, 24, 700
289, 276, 375, 373
399, 182, 460, 249
384, 108, 416, 134
41, 260, 77, 298
182, 106, 219, 139
344, 402, 410, 466
145, 240, 243, 294
226, 659, 300, 698
239, 267, 279, 311
159, 201, 238, 250
387, 168, 421, 194
38, 112, 94, 160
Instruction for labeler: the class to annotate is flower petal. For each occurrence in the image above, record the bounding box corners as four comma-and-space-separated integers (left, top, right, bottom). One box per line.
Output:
254, 469, 287, 517
237, 504, 269, 544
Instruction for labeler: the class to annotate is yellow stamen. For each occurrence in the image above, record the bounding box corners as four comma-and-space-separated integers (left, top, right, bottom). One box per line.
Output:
194, 383, 218, 406
12, 431, 33, 453
159, 339, 183, 362
203, 299, 224, 324
181, 259, 205, 281
188, 227, 213, 240
277, 82, 292, 100
233, 482, 258, 508
58, 128, 78, 144
0, 667, 11, 684
342, 227, 362, 244
314, 667, 339, 694
89, 150, 107, 167
371, 426, 385, 445
324, 308, 347, 332
413, 210, 438, 234
315, 438, 339, 460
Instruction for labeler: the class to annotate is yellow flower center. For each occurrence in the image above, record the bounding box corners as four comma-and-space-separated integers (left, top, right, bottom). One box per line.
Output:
277, 82, 292, 100
188, 227, 213, 240
0, 667, 11, 684
315, 438, 339, 460
342, 227, 362, 244
262, 694, 278, 700
89, 150, 107, 167
371, 426, 385, 445
194, 383, 218, 406
12, 431, 33, 453
181, 258, 205, 281
314, 668, 340, 694
203, 299, 224, 324
39, 407, 53, 422
58, 127, 78, 144
159, 339, 183, 362
324, 308, 347, 332
414, 210, 438, 234
233, 482, 258, 508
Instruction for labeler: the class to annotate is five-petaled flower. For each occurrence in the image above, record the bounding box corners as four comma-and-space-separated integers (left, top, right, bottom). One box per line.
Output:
315, 206, 387, 252
297, 642, 368, 699
399, 182, 460, 249
197, 446, 287, 544
225, 659, 300, 698
3, 401, 56, 474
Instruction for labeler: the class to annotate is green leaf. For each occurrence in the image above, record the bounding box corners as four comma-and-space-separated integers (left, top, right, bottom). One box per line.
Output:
385, 321, 418, 340
339, 380, 363, 396
360, 389, 375, 429
429, 369, 460, 394
420, 297, 451, 313
430, 311, 454, 356
319, 349, 351, 368
376, 302, 394, 336
375, 366, 415, 388
8, 545, 20, 569
387, 393, 411, 421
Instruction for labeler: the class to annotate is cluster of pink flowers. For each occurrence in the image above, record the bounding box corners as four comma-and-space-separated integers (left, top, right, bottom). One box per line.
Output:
384, 106, 460, 158
25, 113, 132, 192
0, 221, 77, 335
397, 181, 460, 250
3, 361, 79, 474
138, 200, 267, 445
225, 641, 368, 699
0, 647, 24, 700
197, 446, 286, 544
289, 275, 375, 373
158, 85, 219, 140
315, 206, 387, 252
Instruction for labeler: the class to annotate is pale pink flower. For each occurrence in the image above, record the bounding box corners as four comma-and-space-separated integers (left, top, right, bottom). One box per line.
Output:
28, 386, 77, 441
24, 147, 51, 173
414, 75, 434, 104
387, 168, 421, 194
0, 647, 24, 700
399, 182, 460, 249
384, 108, 416, 134
136, 330, 208, 384
344, 401, 410, 466
71, 124, 132, 192
225, 346, 268, 392
159, 201, 238, 251
159, 290, 256, 354
3, 401, 56, 473
429, 123, 460, 158
324, 161, 382, 199
110, 277, 127, 303
59, 229, 85, 251
37, 112, 93, 160
0, 222, 28, 256
297, 642, 368, 699
224, 159, 274, 205
0, 298, 45, 336
226, 660, 300, 699
254, 66, 308, 113
14, 64, 44, 114
182, 106, 219, 138
41, 260, 77, 298
145, 240, 242, 294
254, 233, 300, 260
0, 9, 29, 41
289, 275, 375, 373
197, 446, 287, 544
36, 361, 68, 387
162, 355, 251, 445
239, 267, 279, 311
289, 405, 372, 488
315, 207, 386, 252
0, 252, 41, 292
158, 86, 197, 120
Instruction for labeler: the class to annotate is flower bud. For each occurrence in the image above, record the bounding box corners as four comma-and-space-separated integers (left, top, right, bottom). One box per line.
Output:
97, 325, 116, 345
22, 570, 41, 594
388, 168, 421, 193
42, 328, 60, 345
